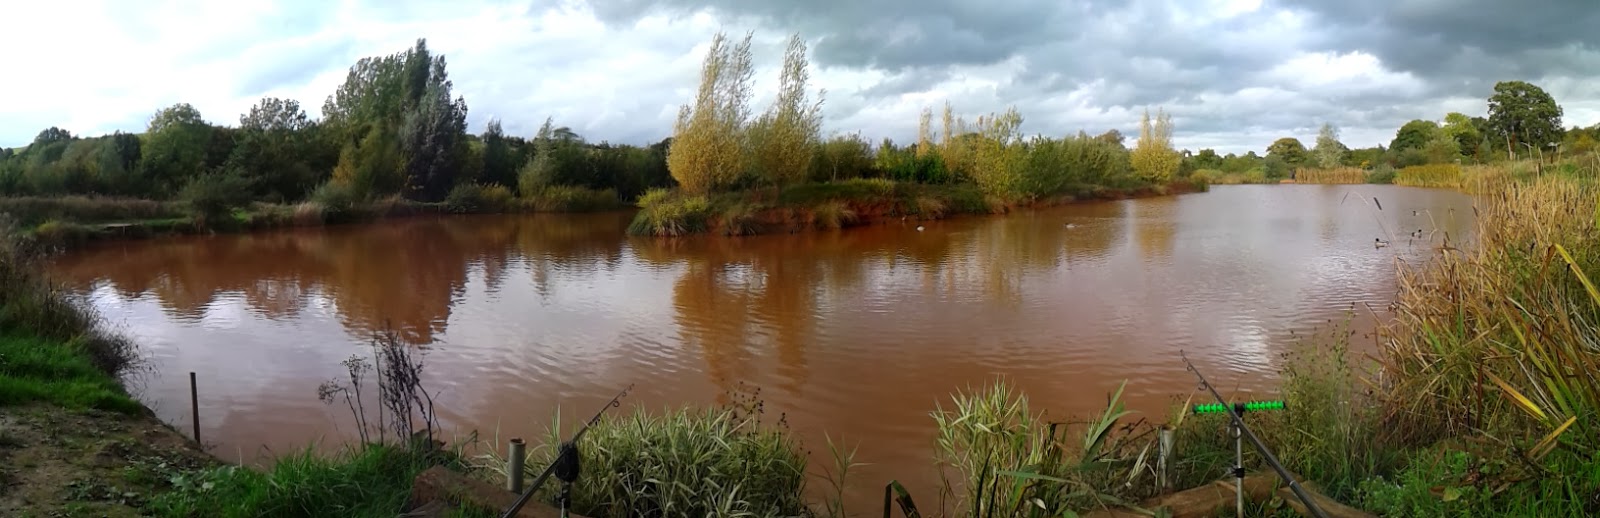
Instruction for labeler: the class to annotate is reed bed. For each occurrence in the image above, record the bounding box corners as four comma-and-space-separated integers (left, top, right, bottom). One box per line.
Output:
1393, 164, 1463, 188
1381, 177, 1600, 448
1295, 167, 1368, 184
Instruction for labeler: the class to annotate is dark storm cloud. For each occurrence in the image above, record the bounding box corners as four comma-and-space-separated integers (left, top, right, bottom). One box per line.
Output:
1282, 0, 1600, 90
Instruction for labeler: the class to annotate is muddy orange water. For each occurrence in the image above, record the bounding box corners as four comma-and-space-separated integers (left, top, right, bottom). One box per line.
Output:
51, 184, 1473, 509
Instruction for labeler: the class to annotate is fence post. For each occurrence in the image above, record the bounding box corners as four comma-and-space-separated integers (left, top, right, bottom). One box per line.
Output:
506, 438, 526, 493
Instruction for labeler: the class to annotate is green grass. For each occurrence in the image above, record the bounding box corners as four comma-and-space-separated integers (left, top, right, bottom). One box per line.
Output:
147, 443, 492, 518
504, 406, 809, 518
0, 334, 140, 412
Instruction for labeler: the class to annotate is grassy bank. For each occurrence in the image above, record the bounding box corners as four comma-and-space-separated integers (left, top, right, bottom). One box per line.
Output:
0, 184, 627, 248
627, 177, 1206, 237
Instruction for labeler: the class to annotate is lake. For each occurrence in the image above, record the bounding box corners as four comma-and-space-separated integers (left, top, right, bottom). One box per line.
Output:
50, 184, 1475, 508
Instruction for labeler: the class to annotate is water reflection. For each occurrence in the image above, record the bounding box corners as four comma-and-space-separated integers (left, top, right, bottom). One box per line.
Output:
51, 184, 1475, 511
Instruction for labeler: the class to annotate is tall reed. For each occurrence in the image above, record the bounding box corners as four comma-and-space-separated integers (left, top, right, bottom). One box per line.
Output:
1295, 167, 1367, 184
1380, 177, 1600, 451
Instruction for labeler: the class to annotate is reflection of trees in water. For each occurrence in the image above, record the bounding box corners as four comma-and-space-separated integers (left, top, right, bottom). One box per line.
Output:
50, 213, 632, 344
634, 208, 1128, 394
672, 261, 755, 404
1133, 202, 1176, 262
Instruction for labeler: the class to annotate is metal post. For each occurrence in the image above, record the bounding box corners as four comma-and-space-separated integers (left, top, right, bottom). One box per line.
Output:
506, 438, 526, 493
1233, 419, 1244, 518
189, 372, 200, 444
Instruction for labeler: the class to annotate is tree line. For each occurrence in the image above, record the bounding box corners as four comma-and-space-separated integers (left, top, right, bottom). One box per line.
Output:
1, 35, 1584, 209
1187, 80, 1583, 181
0, 39, 676, 206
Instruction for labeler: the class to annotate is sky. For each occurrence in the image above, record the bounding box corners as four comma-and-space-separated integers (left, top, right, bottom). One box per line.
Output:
3, 0, 1599, 154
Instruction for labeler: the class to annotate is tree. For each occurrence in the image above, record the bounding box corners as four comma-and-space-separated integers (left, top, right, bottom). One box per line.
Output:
32, 127, 74, 147
1095, 129, 1125, 148
970, 107, 1025, 196
399, 56, 470, 201
748, 34, 824, 190
241, 97, 311, 132
233, 97, 317, 199
480, 120, 518, 189
1389, 120, 1439, 153
1312, 123, 1347, 168
667, 31, 755, 195
1266, 137, 1308, 168
1487, 80, 1563, 159
141, 103, 214, 194
1129, 108, 1179, 183
98, 131, 144, 194
1441, 112, 1481, 160
1422, 132, 1462, 164
1190, 148, 1222, 170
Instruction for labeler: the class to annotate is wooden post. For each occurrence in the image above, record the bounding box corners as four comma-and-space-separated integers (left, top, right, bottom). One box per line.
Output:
189, 372, 200, 444
506, 438, 526, 493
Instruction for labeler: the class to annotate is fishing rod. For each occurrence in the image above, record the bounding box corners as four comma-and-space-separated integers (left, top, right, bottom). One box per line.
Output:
1179, 351, 1328, 518
500, 384, 634, 518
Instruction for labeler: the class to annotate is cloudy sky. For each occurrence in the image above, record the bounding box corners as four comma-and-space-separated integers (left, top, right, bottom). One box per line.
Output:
4, 0, 1599, 154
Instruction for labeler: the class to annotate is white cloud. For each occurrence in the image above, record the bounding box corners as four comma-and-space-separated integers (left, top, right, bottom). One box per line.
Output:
1, 0, 1597, 155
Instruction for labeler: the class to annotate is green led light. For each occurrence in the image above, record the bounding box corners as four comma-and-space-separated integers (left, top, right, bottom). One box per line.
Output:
1191, 400, 1287, 414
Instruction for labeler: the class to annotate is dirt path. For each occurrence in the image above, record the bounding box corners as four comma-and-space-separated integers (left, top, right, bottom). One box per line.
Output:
0, 406, 216, 517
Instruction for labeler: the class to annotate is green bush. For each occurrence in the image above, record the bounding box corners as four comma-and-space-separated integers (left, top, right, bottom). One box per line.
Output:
309, 182, 360, 223
1366, 165, 1396, 184
178, 170, 254, 228
443, 183, 496, 213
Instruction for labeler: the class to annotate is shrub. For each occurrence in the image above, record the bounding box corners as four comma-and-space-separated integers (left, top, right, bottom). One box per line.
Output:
309, 182, 360, 223
178, 171, 254, 229
1366, 165, 1396, 184
443, 183, 488, 214
481, 184, 513, 211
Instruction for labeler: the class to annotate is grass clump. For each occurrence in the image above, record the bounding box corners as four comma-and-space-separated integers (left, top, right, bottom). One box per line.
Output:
514, 406, 808, 518
628, 188, 712, 236
811, 201, 857, 230
929, 379, 1156, 517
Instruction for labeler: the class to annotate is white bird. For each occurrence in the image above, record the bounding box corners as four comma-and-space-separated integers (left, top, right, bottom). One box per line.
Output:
1375, 238, 1389, 248
916, 225, 925, 232
1065, 223, 1077, 229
